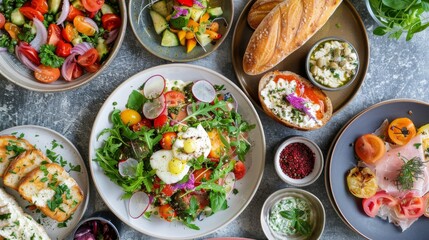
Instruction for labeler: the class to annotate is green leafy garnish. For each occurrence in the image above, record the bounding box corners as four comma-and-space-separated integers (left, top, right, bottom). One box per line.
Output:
280, 208, 312, 236
39, 44, 64, 68
395, 156, 425, 191
369, 0, 429, 40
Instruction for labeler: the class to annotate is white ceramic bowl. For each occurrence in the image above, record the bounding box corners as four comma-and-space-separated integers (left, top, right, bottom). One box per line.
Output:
274, 136, 323, 187
261, 188, 326, 240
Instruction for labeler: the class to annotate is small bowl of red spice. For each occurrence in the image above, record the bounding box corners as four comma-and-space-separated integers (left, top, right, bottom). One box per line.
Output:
274, 136, 324, 187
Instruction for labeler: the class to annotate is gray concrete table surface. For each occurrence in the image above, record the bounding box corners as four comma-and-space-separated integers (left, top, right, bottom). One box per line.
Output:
1, 0, 429, 239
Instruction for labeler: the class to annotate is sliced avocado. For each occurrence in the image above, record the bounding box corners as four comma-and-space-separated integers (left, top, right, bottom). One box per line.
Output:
207, 7, 223, 18
11, 8, 25, 26
151, 0, 169, 17
190, 7, 205, 22
169, 10, 191, 30
48, 0, 62, 14
161, 29, 179, 47
150, 10, 168, 35
196, 33, 212, 46
101, 3, 115, 14
96, 38, 109, 61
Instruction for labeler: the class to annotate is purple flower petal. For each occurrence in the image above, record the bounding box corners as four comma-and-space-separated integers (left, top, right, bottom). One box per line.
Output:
172, 6, 189, 19
193, 0, 204, 8
172, 174, 195, 190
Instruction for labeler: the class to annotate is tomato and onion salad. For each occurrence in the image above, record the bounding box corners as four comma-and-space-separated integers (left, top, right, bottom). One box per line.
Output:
94, 76, 254, 229
0, 0, 121, 83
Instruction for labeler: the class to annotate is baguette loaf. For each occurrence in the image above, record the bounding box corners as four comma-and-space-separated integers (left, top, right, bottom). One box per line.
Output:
247, 0, 284, 30
18, 163, 84, 222
258, 71, 332, 130
243, 0, 342, 75
3, 149, 51, 190
0, 136, 34, 177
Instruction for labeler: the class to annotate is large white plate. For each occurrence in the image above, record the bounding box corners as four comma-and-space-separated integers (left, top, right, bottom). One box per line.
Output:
89, 64, 266, 239
0, 125, 89, 240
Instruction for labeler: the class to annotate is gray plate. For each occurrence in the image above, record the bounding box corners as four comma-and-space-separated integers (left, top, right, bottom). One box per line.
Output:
328, 99, 429, 239
128, 0, 233, 62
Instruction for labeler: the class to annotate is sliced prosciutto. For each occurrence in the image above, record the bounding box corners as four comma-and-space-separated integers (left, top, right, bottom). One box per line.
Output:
375, 135, 427, 198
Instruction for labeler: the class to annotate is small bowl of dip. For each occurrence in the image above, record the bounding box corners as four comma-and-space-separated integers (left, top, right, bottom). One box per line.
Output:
274, 136, 323, 187
261, 188, 326, 240
306, 37, 359, 91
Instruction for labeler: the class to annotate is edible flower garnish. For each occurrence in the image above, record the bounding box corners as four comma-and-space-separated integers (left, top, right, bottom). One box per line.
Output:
285, 94, 316, 120
193, 0, 204, 8
172, 6, 189, 19
172, 174, 195, 191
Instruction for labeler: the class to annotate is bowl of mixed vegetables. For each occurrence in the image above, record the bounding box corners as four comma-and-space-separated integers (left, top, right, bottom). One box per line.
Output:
89, 64, 265, 239
0, 0, 126, 92
129, 0, 233, 62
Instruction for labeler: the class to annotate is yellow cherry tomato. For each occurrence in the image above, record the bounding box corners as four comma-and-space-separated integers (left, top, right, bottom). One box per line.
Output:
120, 109, 142, 126
73, 16, 96, 36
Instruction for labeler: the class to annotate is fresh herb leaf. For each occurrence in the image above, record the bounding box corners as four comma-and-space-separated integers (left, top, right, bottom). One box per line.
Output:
395, 156, 425, 191
209, 191, 227, 213
39, 44, 64, 68
280, 208, 312, 236
126, 90, 146, 111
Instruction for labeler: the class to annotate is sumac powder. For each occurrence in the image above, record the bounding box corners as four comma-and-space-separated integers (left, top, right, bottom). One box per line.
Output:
279, 142, 315, 179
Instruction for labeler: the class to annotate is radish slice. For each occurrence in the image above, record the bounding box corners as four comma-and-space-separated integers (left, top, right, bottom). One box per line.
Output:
128, 191, 150, 219
224, 172, 236, 198
192, 80, 216, 103
143, 95, 166, 119
118, 158, 139, 177
143, 75, 166, 99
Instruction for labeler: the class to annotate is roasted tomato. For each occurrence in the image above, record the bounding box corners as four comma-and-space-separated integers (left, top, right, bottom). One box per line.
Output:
354, 133, 386, 164
362, 191, 398, 218
388, 118, 416, 146
160, 132, 177, 150
346, 167, 377, 198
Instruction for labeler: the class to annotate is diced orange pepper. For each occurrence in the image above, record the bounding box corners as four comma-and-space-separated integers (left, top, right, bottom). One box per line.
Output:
169, 28, 180, 33
178, 30, 186, 46
205, 29, 221, 40
185, 31, 195, 40
200, 13, 210, 24
186, 38, 197, 53
166, 15, 171, 21
209, 22, 219, 32
187, 19, 199, 32
4, 23, 20, 40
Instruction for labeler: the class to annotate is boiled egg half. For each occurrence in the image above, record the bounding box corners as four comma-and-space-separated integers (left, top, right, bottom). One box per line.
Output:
172, 124, 212, 161
150, 150, 190, 184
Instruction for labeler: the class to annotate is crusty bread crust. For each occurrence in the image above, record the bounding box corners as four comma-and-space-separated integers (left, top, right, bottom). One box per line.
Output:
258, 71, 333, 130
247, 0, 284, 30
243, 0, 342, 75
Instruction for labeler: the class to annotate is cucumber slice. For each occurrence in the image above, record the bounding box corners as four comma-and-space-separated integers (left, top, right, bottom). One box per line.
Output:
161, 29, 179, 47
196, 33, 212, 47
190, 7, 205, 22
207, 7, 223, 18
150, 10, 168, 35
96, 38, 109, 61
151, 0, 169, 18
49, 0, 62, 14
11, 8, 25, 26
101, 3, 115, 14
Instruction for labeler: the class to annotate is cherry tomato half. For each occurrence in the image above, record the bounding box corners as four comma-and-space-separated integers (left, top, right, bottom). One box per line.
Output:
354, 134, 386, 165
34, 65, 61, 83
159, 204, 176, 222
31, 0, 48, 15
67, 5, 84, 22
388, 118, 417, 146
362, 191, 398, 218
74, 15, 97, 36
62, 23, 78, 42
4, 22, 20, 39
101, 13, 121, 31
120, 109, 142, 126
395, 192, 425, 219
160, 132, 177, 150
131, 119, 152, 132
19, 43, 40, 65
233, 160, 246, 180
19, 7, 44, 21
77, 48, 99, 67
0, 13, 6, 29
47, 23, 62, 46
81, 0, 104, 12
55, 40, 72, 58
165, 91, 186, 107
153, 114, 168, 128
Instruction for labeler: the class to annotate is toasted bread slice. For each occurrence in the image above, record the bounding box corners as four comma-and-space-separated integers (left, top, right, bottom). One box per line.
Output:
0, 136, 34, 177
3, 149, 51, 190
247, 0, 284, 29
18, 163, 84, 222
0, 188, 50, 239
258, 71, 333, 130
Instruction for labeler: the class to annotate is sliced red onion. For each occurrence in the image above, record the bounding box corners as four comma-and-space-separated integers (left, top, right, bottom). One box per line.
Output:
15, 46, 40, 72
56, 0, 70, 25
71, 42, 93, 55
172, 6, 189, 19
61, 53, 77, 81
105, 28, 119, 44
83, 17, 99, 33
285, 93, 316, 120
193, 0, 204, 8
30, 18, 47, 51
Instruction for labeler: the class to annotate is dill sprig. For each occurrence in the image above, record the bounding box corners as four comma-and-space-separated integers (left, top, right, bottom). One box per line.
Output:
395, 156, 424, 191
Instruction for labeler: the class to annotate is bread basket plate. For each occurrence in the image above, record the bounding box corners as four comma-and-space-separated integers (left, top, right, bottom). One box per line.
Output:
0, 125, 89, 240
327, 99, 429, 239
89, 64, 266, 239
232, 0, 369, 115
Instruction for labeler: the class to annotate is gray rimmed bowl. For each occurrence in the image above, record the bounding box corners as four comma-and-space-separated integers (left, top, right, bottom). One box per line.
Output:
261, 188, 326, 240
128, 0, 233, 62
305, 37, 360, 91
0, 2, 127, 92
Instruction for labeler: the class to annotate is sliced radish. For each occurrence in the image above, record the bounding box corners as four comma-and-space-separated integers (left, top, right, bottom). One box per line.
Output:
128, 191, 150, 219
192, 80, 216, 103
143, 75, 166, 99
118, 158, 139, 177
224, 172, 236, 198
143, 95, 166, 119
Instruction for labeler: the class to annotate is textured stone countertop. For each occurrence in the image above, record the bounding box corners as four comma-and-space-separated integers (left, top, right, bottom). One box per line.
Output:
1, 0, 429, 239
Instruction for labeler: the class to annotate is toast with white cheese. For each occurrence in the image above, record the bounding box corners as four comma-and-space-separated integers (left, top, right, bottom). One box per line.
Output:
0, 188, 50, 239
258, 71, 333, 130
18, 163, 84, 222
0, 136, 34, 177
3, 149, 52, 190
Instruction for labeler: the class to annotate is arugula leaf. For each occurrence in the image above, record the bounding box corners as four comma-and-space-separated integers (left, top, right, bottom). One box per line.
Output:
39, 44, 64, 68
209, 191, 227, 213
